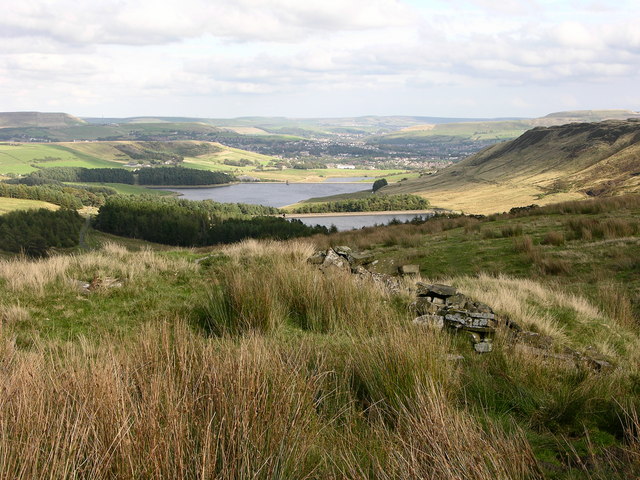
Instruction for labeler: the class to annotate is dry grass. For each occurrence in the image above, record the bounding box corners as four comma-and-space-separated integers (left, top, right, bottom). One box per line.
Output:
452, 274, 606, 347
597, 281, 637, 329
0, 242, 196, 295
542, 230, 566, 246
0, 303, 29, 325
0, 320, 546, 480
388, 386, 542, 480
201, 242, 402, 335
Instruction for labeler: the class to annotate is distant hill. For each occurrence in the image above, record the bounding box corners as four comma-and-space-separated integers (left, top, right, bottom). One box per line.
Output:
371, 110, 640, 145
0, 112, 86, 129
383, 119, 640, 214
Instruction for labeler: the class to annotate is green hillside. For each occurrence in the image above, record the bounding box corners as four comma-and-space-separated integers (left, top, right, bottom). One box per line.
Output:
0, 112, 85, 128
382, 119, 640, 213
371, 110, 640, 145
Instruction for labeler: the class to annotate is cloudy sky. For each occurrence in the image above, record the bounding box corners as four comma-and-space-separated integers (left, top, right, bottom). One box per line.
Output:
1, 0, 639, 118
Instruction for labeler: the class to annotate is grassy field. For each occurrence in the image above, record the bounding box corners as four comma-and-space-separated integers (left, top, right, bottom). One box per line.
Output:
0, 197, 58, 214
0, 195, 638, 478
66, 182, 174, 196
0, 143, 122, 174
0, 141, 403, 184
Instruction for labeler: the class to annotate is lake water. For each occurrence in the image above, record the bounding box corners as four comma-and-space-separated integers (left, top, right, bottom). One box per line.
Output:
290, 213, 432, 231
165, 181, 373, 208
164, 179, 431, 231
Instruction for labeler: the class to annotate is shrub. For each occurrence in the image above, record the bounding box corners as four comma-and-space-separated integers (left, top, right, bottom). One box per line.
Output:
372, 178, 388, 192
541, 231, 565, 246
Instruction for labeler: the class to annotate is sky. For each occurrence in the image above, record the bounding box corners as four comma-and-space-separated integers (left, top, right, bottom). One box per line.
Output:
1, 0, 639, 119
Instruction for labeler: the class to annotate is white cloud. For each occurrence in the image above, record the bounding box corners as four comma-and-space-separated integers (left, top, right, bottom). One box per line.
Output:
1, 0, 640, 116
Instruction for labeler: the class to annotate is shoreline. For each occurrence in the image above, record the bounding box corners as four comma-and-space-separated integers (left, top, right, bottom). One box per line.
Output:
286, 209, 440, 218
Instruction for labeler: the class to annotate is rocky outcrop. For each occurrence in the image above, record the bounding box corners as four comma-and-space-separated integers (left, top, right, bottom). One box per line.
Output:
309, 246, 376, 272
411, 283, 497, 353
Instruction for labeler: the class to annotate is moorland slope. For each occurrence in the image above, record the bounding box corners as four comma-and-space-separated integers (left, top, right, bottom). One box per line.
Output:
384, 119, 640, 213
0, 112, 85, 128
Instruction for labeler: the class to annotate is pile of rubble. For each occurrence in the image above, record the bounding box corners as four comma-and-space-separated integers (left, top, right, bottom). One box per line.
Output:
307, 247, 614, 366
308, 246, 376, 272
411, 283, 497, 353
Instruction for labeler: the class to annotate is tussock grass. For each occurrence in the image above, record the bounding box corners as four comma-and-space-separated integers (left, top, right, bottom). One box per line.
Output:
452, 274, 622, 352
199, 240, 403, 335
0, 303, 29, 325
0, 320, 548, 479
542, 230, 566, 246
0, 242, 195, 295
567, 217, 640, 241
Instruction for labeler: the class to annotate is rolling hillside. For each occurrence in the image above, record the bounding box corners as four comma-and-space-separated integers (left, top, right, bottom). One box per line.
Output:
0, 112, 85, 128
383, 119, 640, 213
372, 110, 640, 145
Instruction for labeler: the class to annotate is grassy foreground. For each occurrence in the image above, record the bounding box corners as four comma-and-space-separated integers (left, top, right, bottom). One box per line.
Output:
0, 197, 639, 478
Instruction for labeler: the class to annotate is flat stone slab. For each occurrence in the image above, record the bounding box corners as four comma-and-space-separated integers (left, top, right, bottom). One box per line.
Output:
417, 283, 458, 298
468, 311, 496, 320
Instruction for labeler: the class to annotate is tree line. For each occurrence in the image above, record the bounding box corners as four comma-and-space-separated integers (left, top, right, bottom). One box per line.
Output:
93, 196, 326, 246
15, 167, 135, 184
14, 166, 235, 187
0, 208, 84, 257
137, 167, 234, 185
290, 194, 430, 213
0, 182, 116, 208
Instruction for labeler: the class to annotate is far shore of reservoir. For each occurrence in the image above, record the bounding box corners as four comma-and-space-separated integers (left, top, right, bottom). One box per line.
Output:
286, 209, 439, 218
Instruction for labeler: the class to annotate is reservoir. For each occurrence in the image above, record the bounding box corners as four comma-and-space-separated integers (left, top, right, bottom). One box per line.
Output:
163, 179, 432, 231
164, 181, 373, 207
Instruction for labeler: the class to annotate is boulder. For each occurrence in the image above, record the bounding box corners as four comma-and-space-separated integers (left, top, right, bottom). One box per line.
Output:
320, 249, 349, 271
474, 341, 493, 353
307, 251, 327, 265
350, 251, 375, 266
413, 297, 441, 315
398, 264, 420, 276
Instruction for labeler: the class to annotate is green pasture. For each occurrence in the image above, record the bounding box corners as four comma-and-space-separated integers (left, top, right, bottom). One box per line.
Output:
0, 197, 58, 214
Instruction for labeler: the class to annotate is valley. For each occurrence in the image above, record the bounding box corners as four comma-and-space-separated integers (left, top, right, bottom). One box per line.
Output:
0, 110, 639, 479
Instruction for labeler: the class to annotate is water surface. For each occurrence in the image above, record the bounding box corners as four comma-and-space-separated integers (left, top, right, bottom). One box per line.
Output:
166, 181, 373, 208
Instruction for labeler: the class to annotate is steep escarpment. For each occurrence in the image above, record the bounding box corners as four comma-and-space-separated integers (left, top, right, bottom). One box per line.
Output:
384, 119, 640, 213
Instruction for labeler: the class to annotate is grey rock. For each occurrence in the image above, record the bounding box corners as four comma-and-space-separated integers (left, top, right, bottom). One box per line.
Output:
307, 251, 327, 265
471, 318, 489, 327
413, 315, 444, 329
413, 297, 441, 315
445, 312, 470, 327
398, 264, 420, 275
446, 354, 465, 362
321, 249, 348, 270
350, 251, 375, 266
428, 283, 458, 297
468, 311, 495, 320
446, 293, 467, 307
474, 341, 493, 353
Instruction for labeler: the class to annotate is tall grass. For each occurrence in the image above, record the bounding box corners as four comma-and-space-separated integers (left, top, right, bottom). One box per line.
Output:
0, 320, 549, 479
199, 240, 405, 335
0, 242, 196, 295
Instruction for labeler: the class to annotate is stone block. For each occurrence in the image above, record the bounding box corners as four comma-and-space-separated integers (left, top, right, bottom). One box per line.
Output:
413, 297, 440, 315
413, 315, 444, 329
398, 264, 420, 275
474, 341, 493, 353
